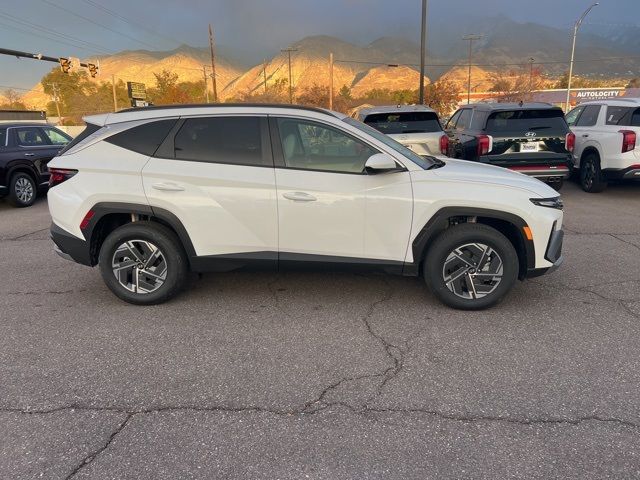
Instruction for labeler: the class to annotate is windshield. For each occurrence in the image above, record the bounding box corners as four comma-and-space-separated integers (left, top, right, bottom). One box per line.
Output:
363, 111, 442, 134
485, 109, 568, 135
342, 117, 434, 169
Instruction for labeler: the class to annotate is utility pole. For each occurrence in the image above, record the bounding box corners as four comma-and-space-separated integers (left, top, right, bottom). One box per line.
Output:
202, 65, 210, 103
419, 0, 428, 104
566, 2, 599, 112
329, 52, 334, 110
208, 24, 218, 102
50, 83, 62, 123
528, 57, 535, 93
262, 59, 268, 93
462, 34, 482, 105
111, 74, 118, 112
281, 47, 297, 103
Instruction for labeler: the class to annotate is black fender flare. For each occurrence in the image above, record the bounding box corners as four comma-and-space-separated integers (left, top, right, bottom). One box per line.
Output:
407, 206, 535, 277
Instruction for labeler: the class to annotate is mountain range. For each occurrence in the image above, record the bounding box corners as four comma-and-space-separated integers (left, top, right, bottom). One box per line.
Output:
18, 16, 639, 109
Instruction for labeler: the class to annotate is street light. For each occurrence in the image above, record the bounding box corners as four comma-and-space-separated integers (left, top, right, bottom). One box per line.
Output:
565, 2, 599, 111
463, 34, 483, 105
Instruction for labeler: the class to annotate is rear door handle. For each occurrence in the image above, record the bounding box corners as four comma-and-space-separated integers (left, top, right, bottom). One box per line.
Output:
152, 182, 185, 192
582, 134, 589, 138
24, 153, 34, 157
283, 191, 316, 202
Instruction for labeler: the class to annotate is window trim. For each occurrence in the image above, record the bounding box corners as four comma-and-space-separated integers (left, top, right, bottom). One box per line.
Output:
269, 115, 384, 175
155, 115, 274, 168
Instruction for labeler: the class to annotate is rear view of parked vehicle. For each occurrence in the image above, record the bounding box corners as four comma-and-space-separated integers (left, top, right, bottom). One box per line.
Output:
444, 103, 575, 190
567, 99, 640, 192
0, 123, 71, 207
352, 105, 448, 156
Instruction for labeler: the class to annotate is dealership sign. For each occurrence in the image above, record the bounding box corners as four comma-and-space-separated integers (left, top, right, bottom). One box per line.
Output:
572, 89, 624, 100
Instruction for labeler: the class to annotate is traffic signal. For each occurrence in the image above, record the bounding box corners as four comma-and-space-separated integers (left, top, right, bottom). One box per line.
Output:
87, 63, 99, 78
59, 57, 71, 73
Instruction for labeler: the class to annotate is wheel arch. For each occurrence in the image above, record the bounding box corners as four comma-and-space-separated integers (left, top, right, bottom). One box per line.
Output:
579, 146, 601, 166
81, 202, 195, 267
409, 207, 535, 280
6, 161, 39, 185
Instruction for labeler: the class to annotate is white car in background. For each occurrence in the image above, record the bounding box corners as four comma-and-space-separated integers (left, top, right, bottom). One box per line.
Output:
351, 105, 449, 157
566, 98, 640, 192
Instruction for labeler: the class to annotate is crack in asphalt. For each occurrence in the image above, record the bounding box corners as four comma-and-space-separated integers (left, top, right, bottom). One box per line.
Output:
65, 413, 133, 479
6, 227, 48, 241
610, 233, 640, 252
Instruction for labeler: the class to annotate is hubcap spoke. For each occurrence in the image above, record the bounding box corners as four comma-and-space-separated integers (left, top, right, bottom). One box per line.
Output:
442, 242, 504, 300
112, 240, 167, 294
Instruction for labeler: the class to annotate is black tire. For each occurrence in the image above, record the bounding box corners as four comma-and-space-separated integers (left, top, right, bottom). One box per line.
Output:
423, 223, 519, 310
580, 153, 607, 193
7, 172, 37, 207
548, 178, 563, 191
98, 221, 188, 305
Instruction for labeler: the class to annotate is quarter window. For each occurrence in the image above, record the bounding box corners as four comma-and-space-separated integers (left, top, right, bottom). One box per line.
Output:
575, 105, 601, 127
455, 109, 472, 130
565, 106, 584, 126
277, 118, 378, 174
15, 127, 48, 146
42, 127, 71, 145
106, 119, 177, 156
173, 116, 268, 166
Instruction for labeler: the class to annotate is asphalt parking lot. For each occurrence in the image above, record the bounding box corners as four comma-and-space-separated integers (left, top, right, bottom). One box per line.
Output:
1, 180, 640, 479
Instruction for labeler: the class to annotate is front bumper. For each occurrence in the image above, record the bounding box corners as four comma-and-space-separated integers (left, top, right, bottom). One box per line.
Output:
527, 225, 564, 278
50, 223, 92, 266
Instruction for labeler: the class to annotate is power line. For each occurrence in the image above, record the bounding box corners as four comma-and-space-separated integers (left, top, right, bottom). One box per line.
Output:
79, 0, 183, 48
39, 0, 161, 51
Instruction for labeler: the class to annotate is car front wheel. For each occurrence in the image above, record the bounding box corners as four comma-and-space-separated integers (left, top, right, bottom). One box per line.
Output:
424, 224, 519, 310
98, 221, 188, 305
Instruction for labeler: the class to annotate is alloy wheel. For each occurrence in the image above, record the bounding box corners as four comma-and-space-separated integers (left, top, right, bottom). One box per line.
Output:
442, 242, 504, 299
15, 177, 34, 204
111, 240, 167, 294
582, 159, 595, 189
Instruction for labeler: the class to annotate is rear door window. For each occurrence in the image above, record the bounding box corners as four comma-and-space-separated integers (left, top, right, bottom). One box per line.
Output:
173, 116, 270, 167
485, 109, 568, 135
363, 111, 441, 134
575, 105, 601, 127
15, 127, 50, 146
0, 128, 6, 147
565, 106, 584, 127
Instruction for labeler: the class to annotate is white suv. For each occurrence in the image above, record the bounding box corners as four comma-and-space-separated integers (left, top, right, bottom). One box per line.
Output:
567, 99, 640, 192
48, 104, 564, 310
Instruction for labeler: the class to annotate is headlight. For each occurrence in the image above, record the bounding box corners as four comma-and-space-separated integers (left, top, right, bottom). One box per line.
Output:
530, 197, 563, 210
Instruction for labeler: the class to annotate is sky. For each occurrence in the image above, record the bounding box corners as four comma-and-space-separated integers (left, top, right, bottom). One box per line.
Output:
0, 0, 637, 90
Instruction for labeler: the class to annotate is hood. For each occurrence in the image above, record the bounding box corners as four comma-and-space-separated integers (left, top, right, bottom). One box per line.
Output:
429, 158, 559, 197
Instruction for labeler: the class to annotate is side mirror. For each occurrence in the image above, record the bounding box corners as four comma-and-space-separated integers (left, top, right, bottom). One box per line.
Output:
365, 153, 399, 173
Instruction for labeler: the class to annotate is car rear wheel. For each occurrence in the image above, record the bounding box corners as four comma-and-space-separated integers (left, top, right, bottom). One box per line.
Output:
424, 224, 519, 310
580, 153, 607, 193
98, 221, 188, 305
7, 172, 36, 207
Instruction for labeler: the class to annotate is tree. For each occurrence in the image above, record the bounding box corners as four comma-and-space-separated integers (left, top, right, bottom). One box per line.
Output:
627, 78, 640, 88
231, 78, 290, 104
422, 80, 461, 117
296, 84, 329, 108
147, 70, 192, 105
489, 67, 546, 103
0, 89, 27, 110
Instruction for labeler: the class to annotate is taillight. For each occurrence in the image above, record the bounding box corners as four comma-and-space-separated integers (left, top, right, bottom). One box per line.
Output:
439, 134, 449, 155
48, 168, 77, 188
477, 135, 492, 156
620, 130, 636, 153
565, 132, 575, 153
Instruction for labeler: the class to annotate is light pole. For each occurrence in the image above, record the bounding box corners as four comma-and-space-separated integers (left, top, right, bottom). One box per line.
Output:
528, 57, 535, 93
463, 34, 482, 105
418, 0, 428, 104
565, 2, 599, 111
281, 47, 298, 104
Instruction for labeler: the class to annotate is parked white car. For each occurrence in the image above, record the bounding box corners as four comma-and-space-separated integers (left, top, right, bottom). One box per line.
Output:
351, 105, 448, 157
566, 99, 640, 192
48, 104, 563, 310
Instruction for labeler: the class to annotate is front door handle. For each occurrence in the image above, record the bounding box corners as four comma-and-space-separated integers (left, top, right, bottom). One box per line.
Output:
582, 134, 589, 138
24, 153, 34, 157
283, 191, 316, 202
152, 182, 185, 192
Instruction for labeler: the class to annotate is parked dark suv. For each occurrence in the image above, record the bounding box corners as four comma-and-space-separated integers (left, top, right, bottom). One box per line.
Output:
444, 103, 575, 190
0, 123, 71, 207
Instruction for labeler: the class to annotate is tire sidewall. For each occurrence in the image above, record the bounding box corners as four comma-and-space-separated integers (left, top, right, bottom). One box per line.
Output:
9, 172, 36, 207
424, 224, 519, 310
98, 222, 187, 305
580, 154, 606, 192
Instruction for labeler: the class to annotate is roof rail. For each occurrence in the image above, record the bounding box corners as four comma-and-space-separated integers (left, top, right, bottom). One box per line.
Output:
116, 103, 337, 116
